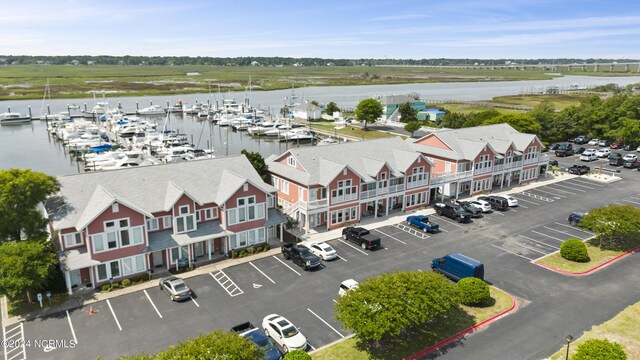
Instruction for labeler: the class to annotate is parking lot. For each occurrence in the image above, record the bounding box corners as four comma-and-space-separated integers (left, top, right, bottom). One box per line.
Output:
5, 173, 640, 359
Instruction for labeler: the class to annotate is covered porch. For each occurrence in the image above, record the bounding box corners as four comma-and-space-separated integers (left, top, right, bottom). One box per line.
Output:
58, 248, 100, 295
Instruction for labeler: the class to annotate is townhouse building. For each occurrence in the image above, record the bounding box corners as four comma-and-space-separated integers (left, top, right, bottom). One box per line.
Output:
408, 123, 550, 198
267, 137, 433, 231
45, 155, 286, 294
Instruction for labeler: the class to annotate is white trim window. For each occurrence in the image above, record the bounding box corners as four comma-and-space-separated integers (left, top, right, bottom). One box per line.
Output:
227, 196, 265, 225
474, 155, 492, 175
331, 179, 358, 204
146, 218, 159, 231
121, 255, 146, 276
96, 260, 120, 282
267, 195, 274, 209
162, 216, 171, 229
287, 156, 296, 167
96, 255, 146, 282
228, 228, 266, 249
282, 180, 289, 195
473, 179, 491, 192
407, 166, 427, 188
63, 232, 83, 248
330, 206, 358, 225
203, 207, 217, 220
91, 218, 144, 254
174, 205, 196, 234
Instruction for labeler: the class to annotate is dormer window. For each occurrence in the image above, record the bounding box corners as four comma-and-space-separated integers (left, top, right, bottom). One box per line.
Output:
343, 168, 347, 176
63, 232, 83, 247
112, 203, 119, 213
287, 157, 297, 167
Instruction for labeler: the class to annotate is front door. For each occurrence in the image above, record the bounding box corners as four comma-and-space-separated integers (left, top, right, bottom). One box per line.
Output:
152, 251, 164, 268
70, 270, 82, 288
195, 242, 204, 257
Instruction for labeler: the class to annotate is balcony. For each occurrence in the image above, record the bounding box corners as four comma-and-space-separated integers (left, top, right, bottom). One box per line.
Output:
512, 160, 523, 168
298, 199, 328, 211
474, 166, 493, 175
389, 183, 405, 193
406, 178, 428, 189
331, 193, 358, 204
540, 153, 550, 163
430, 170, 473, 185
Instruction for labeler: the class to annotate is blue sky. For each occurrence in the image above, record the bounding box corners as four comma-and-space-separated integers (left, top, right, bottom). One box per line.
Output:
1, 0, 639, 59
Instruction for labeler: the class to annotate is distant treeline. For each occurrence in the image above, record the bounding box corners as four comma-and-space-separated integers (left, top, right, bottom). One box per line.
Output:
0, 55, 637, 67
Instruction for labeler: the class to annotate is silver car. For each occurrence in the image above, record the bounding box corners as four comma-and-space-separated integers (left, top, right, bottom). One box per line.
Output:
159, 276, 192, 301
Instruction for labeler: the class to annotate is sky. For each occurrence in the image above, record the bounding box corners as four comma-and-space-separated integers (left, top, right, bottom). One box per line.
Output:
1, 0, 640, 59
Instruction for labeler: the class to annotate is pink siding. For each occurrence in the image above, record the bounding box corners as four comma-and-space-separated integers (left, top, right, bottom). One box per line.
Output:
225, 182, 268, 233
415, 134, 452, 150
278, 154, 306, 171
327, 168, 360, 207
377, 164, 390, 181
276, 176, 304, 205
87, 202, 145, 235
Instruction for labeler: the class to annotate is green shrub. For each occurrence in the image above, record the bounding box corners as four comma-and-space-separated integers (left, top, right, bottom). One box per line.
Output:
263, 243, 270, 251
561, 238, 589, 262
140, 272, 150, 281
572, 338, 627, 360
100, 284, 111, 292
121, 279, 131, 287
283, 349, 312, 360
240, 250, 247, 257
247, 247, 255, 255
111, 282, 120, 289
456, 277, 491, 306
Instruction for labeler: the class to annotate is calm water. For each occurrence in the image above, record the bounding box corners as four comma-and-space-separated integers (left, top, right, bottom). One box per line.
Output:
2, 75, 640, 176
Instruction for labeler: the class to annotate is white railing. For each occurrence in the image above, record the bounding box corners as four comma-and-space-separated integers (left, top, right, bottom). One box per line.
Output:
376, 187, 388, 195
406, 178, 428, 189
474, 166, 493, 175
389, 183, 405, 193
430, 170, 474, 185
523, 157, 539, 165
494, 163, 504, 172
512, 160, 523, 168
298, 199, 328, 211
360, 189, 376, 200
331, 193, 358, 204
540, 153, 550, 162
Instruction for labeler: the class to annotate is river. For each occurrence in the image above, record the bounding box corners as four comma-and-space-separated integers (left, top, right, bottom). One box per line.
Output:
2, 75, 640, 176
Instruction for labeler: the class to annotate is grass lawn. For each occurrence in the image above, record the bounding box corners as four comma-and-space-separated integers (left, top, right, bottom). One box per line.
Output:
536, 237, 640, 273
7, 293, 69, 317
434, 103, 526, 115
492, 93, 595, 109
308, 123, 398, 140
547, 302, 640, 360
311, 287, 512, 360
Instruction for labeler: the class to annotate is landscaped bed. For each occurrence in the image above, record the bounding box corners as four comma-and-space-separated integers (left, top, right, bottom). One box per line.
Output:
311, 286, 513, 360
536, 238, 640, 274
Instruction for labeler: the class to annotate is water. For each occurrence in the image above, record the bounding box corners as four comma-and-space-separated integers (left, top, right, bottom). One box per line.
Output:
2, 75, 640, 176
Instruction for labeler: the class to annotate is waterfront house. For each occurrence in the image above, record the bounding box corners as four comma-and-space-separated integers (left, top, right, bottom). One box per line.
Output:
267, 137, 432, 231
45, 155, 286, 294
292, 102, 322, 120
381, 94, 426, 122
408, 123, 549, 199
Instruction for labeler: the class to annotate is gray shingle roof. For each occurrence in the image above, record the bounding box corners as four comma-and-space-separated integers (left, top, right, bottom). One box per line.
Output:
145, 220, 231, 252
58, 248, 101, 271
47, 155, 275, 231
268, 137, 429, 186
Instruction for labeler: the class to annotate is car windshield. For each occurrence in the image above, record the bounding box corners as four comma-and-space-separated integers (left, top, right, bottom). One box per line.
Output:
421, 218, 429, 223
320, 244, 334, 252
253, 335, 275, 349
173, 283, 187, 291
281, 326, 299, 338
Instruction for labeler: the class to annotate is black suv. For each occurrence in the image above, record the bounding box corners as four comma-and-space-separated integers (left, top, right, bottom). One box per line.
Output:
477, 195, 508, 211
567, 164, 590, 175
573, 135, 590, 145
434, 203, 472, 223
555, 144, 574, 157
609, 153, 624, 166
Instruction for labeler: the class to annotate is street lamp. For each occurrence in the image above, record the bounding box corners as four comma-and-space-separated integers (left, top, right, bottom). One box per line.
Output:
565, 335, 573, 360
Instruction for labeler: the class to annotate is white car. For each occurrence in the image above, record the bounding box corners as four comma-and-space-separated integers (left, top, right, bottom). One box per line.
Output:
587, 139, 600, 146
307, 242, 338, 261
339, 279, 359, 296
262, 314, 308, 353
623, 154, 637, 162
580, 149, 597, 161
470, 199, 492, 213
498, 195, 518, 207
595, 148, 610, 158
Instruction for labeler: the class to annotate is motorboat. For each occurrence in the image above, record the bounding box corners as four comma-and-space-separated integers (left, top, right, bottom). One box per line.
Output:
279, 128, 316, 142
231, 118, 253, 131
137, 105, 165, 116
264, 125, 292, 137
317, 137, 340, 146
0, 112, 30, 125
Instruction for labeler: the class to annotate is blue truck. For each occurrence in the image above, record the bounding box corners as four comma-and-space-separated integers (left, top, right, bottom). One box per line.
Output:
431, 253, 484, 281
406, 215, 440, 233
231, 322, 282, 360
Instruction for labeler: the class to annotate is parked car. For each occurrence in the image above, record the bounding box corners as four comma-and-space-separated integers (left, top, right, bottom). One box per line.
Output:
231, 322, 282, 360
307, 242, 338, 261
342, 226, 381, 250
623, 159, 640, 169
567, 164, 590, 175
609, 153, 624, 166
595, 148, 611, 158
573, 135, 590, 144
598, 140, 611, 147
431, 253, 484, 281
580, 149, 598, 161
555, 144, 574, 157
623, 154, 638, 162
281, 244, 321, 270
470, 199, 492, 213
262, 314, 308, 353
610, 141, 623, 149
637, 145, 640, 152
568, 212, 587, 226
455, 201, 482, 217
573, 147, 586, 154
477, 195, 509, 211
498, 195, 519, 207
434, 203, 472, 223
623, 143, 636, 151
406, 215, 440, 232
548, 143, 561, 151
548, 159, 559, 166
338, 279, 359, 296
159, 276, 192, 301
587, 139, 600, 146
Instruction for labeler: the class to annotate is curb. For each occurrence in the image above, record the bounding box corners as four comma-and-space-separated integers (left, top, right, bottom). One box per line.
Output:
405, 288, 518, 360
533, 245, 640, 276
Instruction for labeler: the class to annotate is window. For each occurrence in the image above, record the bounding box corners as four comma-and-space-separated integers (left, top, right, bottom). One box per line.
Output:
243, 183, 249, 192
287, 157, 296, 167
331, 179, 357, 203
112, 203, 119, 213
147, 218, 159, 231
179, 205, 189, 215
228, 196, 265, 225
407, 167, 427, 188
121, 255, 146, 276
63, 232, 82, 247
282, 180, 289, 195
330, 206, 358, 225
162, 216, 171, 229
229, 228, 266, 249
97, 264, 108, 281
204, 208, 216, 220
196, 210, 201, 222
267, 196, 274, 209
92, 218, 143, 253
174, 206, 196, 234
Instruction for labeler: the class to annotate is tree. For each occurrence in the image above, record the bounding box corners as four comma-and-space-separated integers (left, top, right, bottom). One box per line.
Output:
398, 102, 418, 123
354, 98, 383, 130
335, 271, 458, 343
0, 240, 57, 301
441, 112, 467, 128
579, 205, 640, 250
325, 101, 340, 115
310, 100, 319, 106
120, 329, 263, 359
404, 121, 422, 138
0, 169, 59, 242
283, 349, 312, 360
241, 150, 269, 182
482, 113, 542, 136
573, 338, 627, 360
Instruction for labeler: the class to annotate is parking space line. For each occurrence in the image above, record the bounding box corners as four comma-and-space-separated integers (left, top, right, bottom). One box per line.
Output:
190, 296, 200, 308
490, 244, 535, 261
249, 261, 276, 284
337, 255, 348, 262
519, 235, 560, 249
489, 211, 505, 216
106, 299, 123, 331
529, 188, 565, 198
623, 199, 640, 205
434, 216, 464, 228
393, 223, 430, 239
531, 230, 565, 242
307, 308, 345, 338
66, 310, 78, 344
3, 323, 25, 360
510, 208, 519, 212
513, 241, 549, 255
520, 191, 553, 202
511, 196, 540, 205
565, 181, 596, 189
515, 203, 529, 209
571, 178, 603, 187
543, 226, 587, 240
143, 290, 163, 319
551, 183, 585, 192
336, 239, 369, 256
271, 256, 303, 276
544, 185, 577, 195
210, 270, 245, 296
308, 343, 316, 351
372, 229, 407, 245
553, 222, 595, 235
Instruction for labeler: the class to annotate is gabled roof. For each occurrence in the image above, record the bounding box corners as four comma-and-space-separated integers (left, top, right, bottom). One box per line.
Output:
46, 155, 275, 231
163, 181, 203, 212
268, 137, 431, 186
293, 102, 321, 112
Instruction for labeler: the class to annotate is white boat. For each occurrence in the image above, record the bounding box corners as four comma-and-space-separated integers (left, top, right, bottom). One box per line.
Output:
317, 137, 339, 146
0, 112, 30, 125
280, 128, 316, 142
217, 114, 234, 126
83, 101, 110, 118
264, 125, 292, 137
137, 104, 165, 116
222, 98, 241, 112
182, 103, 201, 114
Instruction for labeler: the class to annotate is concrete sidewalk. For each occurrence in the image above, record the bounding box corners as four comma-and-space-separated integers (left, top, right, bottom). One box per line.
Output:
1, 172, 601, 326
